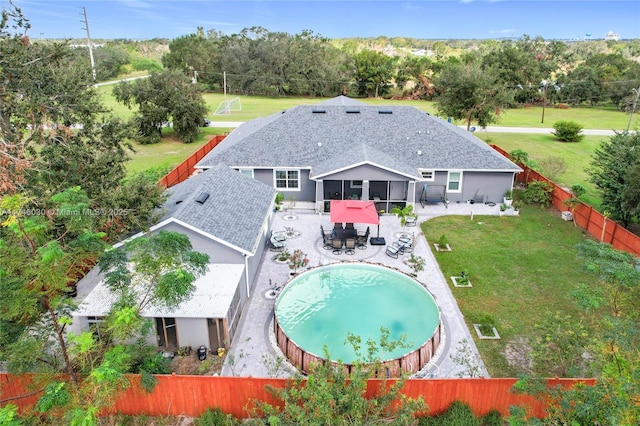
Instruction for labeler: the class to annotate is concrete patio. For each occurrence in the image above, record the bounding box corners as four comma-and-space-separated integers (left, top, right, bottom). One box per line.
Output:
221, 201, 502, 378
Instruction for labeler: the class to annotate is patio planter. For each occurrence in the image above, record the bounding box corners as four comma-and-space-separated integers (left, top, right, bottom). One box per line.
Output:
473, 324, 500, 339
434, 243, 451, 252
451, 276, 472, 287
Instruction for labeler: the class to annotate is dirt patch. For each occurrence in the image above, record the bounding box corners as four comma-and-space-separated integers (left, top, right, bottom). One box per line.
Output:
503, 337, 534, 374
170, 352, 225, 375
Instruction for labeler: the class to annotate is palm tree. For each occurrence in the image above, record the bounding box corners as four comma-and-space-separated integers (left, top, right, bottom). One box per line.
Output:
390, 204, 417, 231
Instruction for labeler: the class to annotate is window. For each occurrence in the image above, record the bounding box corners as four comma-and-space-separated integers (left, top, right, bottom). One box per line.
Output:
419, 170, 434, 181
237, 168, 254, 178
274, 170, 299, 190
87, 316, 105, 341
447, 171, 462, 192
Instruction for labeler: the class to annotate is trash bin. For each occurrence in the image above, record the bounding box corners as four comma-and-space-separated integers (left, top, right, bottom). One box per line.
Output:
197, 345, 207, 361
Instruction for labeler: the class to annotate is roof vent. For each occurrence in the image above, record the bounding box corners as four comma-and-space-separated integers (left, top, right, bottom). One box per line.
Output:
312, 109, 327, 114
195, 192, 210, 204
378, 110, 393, 114
346, 109, 360, 114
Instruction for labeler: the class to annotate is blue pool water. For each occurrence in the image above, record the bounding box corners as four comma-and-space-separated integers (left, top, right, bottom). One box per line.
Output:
275, 263, 440, 364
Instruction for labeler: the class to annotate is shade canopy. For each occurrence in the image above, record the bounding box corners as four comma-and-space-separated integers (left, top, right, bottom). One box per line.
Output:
330, 200, 380, 225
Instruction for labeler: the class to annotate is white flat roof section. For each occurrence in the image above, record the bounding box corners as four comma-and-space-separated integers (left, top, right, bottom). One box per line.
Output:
75, 264, 244, 319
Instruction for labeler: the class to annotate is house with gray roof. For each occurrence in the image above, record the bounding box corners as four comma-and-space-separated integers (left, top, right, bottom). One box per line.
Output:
197, 96, 521, 212
74, 164, 277, 352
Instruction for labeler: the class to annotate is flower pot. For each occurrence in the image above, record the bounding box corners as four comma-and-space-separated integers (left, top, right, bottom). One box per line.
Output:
503, 198, 513, 206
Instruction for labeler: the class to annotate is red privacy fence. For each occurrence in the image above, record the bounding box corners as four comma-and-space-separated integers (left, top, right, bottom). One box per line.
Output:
158, 134, 227, 188
491, 145, 640, 256
1, 374, 595, 419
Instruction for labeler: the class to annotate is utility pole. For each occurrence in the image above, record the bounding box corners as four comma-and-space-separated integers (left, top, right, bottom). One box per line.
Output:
626, 86, 640, 132
81, 6, 96, 81
540, 82, 548, 124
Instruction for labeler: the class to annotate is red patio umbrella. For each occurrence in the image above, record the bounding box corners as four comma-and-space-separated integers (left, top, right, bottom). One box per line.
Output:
329, 200, 381, 238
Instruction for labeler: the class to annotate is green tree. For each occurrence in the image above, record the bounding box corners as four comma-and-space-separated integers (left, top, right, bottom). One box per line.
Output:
93, 43, 130, 81
0, 3, 163, 240
113, 69, 208, 143
98, 230, 210, 315
434, 61, 513, 131
556, 65, 602, 106
390, 204, 418, 231
353, 49, 396, 97
395, 55, 434, 99
213, 27, 349, 97
0, 188, 107, 386
162, 32, 219, 87
587, 131, 640, 227
256, 328, 426, 425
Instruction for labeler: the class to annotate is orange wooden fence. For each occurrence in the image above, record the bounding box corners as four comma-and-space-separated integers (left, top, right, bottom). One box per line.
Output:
158, 134, 227, 188
491, 145, 640, 256
1, 373, 595, 420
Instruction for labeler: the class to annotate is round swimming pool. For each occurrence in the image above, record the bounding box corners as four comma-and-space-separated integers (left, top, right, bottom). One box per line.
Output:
274, 263, 442, 376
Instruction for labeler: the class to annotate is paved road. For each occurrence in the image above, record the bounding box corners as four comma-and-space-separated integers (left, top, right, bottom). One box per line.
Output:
207, 121, 619, 136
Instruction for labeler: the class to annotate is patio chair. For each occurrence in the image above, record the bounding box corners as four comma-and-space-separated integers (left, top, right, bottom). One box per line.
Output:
405, 215, 417, 227
321, 227, 333, 250
356, 227, 370, 249
332, 238, 343, 255
320, 225, 331, 238
345, 238, 356, 255
269, 235, 286, 252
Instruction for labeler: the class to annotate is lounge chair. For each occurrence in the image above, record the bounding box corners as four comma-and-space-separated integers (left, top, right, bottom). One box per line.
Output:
385, 244, 400, 258
405, 215, 417, 227
271, 230, 287, 242
345, 238, 356, 255
269, 235, 286, 252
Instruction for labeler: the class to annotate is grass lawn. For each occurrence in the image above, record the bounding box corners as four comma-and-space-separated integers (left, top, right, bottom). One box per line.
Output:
125, 127, 223, 176
421, 204, 598, 377
476, 132, 607, 207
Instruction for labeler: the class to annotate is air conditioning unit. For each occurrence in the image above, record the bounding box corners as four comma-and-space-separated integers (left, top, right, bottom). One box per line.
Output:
561, 211, 573, 221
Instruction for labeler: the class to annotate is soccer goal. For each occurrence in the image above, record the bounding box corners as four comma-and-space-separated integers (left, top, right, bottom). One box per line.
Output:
214, 97, 242, 115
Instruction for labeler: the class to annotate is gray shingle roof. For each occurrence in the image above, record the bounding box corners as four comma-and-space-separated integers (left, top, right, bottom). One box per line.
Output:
160, 164, 276, 254
197, 97, 520, 173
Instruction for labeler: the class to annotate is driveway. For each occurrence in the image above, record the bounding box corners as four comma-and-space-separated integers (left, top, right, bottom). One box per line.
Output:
221, 201, 502, 378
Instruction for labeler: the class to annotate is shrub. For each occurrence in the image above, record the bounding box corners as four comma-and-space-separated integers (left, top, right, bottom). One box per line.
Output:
552, 120, 584, 142
131, 58, 162, 72
523, 181, 553, 207
481, 409, 504, 425
197, 408, 239, 426
477, 313, 497, 336
418, 400, 479, 425
509, 149, 540, 171
437, 234, 449, 248
457, 270, 470, 285
539, 156, 567, 181
570, 184, 586, 198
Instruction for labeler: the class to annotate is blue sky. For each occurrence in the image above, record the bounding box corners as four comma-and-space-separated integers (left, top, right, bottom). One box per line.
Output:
10, 0, 640, 41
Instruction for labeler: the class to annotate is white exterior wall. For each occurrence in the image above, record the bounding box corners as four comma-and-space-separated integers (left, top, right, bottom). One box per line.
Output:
176, 318, 209, 349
